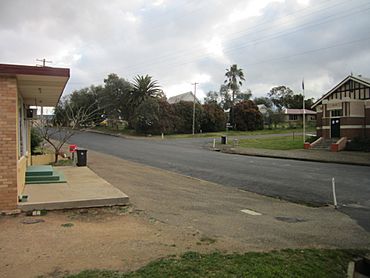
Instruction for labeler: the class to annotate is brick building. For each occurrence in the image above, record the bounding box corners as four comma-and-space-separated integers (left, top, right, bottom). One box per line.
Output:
312, 75, 370, 139
0, 63, 69, 212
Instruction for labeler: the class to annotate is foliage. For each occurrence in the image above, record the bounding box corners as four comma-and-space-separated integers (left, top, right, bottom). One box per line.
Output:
224, 64, 246, 126
254, 96, 273, 108
30, 127, 43, 155
102, 73, 132, 122
201, 103, 226, 132
346, 137, 370, 152
66, 249, 366, 278
268, 85, 294, 109
268, 86, 314, 109
233, 100, 263, 131
129, 75, 162, 109
172, 101, 203, 134
131, 97, 174, 135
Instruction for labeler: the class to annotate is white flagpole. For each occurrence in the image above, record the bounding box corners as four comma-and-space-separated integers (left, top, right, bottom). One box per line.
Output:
302, 79, 305, 144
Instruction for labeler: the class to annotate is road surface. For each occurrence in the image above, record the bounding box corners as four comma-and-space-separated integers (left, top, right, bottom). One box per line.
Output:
69, 131, 370, 231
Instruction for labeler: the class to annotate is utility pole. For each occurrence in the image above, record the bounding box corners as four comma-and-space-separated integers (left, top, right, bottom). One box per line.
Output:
36, 58, 52, 67
192, 82, 199, 135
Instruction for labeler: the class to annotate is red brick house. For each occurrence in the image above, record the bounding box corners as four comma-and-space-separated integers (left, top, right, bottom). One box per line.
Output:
0, 63, 69, 212
312, 75, 370, 139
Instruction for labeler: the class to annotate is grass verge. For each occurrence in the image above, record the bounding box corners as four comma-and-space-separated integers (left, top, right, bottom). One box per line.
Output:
65, 249, 366, 278
236, 135, 305, 150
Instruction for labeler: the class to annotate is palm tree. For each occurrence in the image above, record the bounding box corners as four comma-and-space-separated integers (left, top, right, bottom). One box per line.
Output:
130, 75, 161, 108
224, 64, 245, 127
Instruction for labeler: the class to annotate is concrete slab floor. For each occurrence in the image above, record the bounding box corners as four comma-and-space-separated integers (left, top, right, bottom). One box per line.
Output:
18, 166, 129, 211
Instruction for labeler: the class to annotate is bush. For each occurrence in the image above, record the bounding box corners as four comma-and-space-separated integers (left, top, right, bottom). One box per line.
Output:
346, 137, 370, 152
31, 128, 43, 154
233, 100, 264, 131
201, 103, 226, 132
172, 101, 203, 134
131, 98, 175, 135
306, 136, 319, 143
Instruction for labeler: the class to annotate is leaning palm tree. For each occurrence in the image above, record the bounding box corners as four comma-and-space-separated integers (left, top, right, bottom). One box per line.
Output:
224, 64, 245, 127
130, 75, 161, 108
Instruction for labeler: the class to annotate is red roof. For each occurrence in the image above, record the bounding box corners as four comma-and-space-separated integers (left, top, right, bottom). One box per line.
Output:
284, 109, 316, 115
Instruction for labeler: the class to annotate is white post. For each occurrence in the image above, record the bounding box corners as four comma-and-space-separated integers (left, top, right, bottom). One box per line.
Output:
191, 82, 198, 136
332, 177, 338, 209
302, 79, 306, 144
212, 138, 216, 149
161, 133, 164, 140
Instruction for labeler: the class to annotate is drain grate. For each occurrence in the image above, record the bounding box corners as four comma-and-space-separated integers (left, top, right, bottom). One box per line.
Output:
275, 216, 306, 223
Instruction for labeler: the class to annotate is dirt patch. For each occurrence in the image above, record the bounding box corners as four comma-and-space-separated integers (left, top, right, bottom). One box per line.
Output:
0, 207, 240, 278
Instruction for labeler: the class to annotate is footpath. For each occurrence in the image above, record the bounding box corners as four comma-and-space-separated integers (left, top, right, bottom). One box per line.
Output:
218, 145, 370, 166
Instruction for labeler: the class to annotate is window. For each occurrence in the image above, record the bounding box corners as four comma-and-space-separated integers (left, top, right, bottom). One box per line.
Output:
331, 109, 342, 117
289, 114, 298, 121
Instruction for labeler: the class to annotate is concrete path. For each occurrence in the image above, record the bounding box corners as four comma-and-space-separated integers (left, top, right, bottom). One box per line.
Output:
220, 146, 370, 166
87, 150, 370, 250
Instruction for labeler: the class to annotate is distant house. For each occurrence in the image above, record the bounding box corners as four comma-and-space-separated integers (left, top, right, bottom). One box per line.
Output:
168, 92, 200, 104
257, 104, 268, 115
283, 108, 316, 124
312, 74, 370, 139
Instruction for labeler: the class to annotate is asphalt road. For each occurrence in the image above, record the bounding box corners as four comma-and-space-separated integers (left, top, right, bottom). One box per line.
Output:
70, 131, 370, 231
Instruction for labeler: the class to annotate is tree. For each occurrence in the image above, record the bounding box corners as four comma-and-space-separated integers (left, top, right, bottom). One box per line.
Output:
201, 103, 226, 132
233, 100, 263, 131
130, 97, 176, 135
267, 86, 294, 109
204, 90, 219, 104
130, 75, 162, 109
69, 85, 104, 125
35, 99, 102, 163
235, 89, 252, 103
224, 64, 246, 127
254, 96, 273, 108
219, 84, 232, 111
172, 101, 203, 134
102, 73, 132, 123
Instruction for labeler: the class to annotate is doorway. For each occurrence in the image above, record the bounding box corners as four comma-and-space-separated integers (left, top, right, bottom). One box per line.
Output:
331, 118, 340, 138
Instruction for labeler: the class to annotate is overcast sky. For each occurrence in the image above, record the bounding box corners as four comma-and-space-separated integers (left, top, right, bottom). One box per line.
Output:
1, 0, 370, 102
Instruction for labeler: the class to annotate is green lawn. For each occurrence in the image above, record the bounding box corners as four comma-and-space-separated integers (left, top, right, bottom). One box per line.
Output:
236, 135, 307, 150
162, 127, 315, 139
65, 249, 365, 278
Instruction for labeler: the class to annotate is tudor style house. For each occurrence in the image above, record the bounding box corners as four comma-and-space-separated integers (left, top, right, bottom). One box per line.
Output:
312, 75, 370, 139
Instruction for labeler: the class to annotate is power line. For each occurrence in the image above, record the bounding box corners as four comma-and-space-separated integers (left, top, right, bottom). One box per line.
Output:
123, 3, 370, 76
122, 0, 363, 73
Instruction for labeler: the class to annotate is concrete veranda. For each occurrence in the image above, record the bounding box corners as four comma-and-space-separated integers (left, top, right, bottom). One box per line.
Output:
19, 166, 129, 211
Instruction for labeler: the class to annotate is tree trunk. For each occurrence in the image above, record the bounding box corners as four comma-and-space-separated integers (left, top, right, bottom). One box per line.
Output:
54, 152, 59, 163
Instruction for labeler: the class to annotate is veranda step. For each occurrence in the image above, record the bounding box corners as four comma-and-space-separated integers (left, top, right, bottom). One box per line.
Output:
26, 165, 53, 177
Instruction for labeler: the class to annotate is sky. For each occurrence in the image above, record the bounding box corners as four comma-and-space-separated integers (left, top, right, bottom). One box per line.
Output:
1, 0, 370, 103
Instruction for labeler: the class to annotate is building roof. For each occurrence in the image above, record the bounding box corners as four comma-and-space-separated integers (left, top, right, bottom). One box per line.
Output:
168, 91, 200, 104
0, 63, 70, 107
312, 74, 370, 108
284, 108, 316, 115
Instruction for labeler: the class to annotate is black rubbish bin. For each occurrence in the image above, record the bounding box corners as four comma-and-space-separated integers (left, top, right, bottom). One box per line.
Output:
221, 135, 227, 144
76, 149, 88, 167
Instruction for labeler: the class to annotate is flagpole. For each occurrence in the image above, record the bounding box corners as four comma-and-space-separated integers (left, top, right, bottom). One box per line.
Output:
302, 79, 305, 144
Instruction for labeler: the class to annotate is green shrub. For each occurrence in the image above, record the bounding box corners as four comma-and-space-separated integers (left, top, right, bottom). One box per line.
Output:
346, 137, 370, 152
31, 128, 43, 154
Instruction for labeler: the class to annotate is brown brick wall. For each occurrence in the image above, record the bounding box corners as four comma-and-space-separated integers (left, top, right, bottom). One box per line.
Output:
366, 108, 370, 125
341, 117, 364, 125
340, 128, 364, 139
0, 77, 18, 211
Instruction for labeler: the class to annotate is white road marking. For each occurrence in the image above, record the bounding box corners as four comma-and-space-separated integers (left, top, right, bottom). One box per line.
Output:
241, 209, 262, 216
